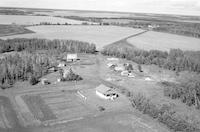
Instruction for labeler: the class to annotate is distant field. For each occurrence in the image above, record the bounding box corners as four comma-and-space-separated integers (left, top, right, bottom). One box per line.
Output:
0, 25, 34, 37
0, 25, 144, 50
0, 15, 84, 25
34, 10, 133, 18
127, 31, 200, 51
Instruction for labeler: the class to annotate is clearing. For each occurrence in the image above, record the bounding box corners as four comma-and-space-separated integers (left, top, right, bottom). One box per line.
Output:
0, 25, 144, 50
127, 31, 200, 51
0, 53, 170, 132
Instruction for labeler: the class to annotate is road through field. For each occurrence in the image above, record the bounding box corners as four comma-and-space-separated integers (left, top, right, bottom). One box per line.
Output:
109, 30, 148, 45
127, 31, 200, 51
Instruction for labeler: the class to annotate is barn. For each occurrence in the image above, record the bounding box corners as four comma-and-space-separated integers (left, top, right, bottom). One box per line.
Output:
95, 84, 118, 100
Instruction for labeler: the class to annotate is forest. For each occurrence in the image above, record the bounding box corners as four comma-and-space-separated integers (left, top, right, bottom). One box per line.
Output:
101, 44, 200, 73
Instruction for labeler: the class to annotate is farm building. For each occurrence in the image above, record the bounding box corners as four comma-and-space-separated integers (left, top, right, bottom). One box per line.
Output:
114, 64, 125, 71
41, 78, 50, 85
57, 62, 67, 67
67, 54, 78, 62
96, 84, 118, 100
121, 71, 129, 76
121, 71, 135, 78
107, 57, 119, 61
107, 63, 116, 68
48, 66, 57, 72
124, 63, 133, 72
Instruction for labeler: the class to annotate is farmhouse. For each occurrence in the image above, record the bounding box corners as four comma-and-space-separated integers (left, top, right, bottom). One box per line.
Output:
96, 84, 118, 100
67, 54, 77, 62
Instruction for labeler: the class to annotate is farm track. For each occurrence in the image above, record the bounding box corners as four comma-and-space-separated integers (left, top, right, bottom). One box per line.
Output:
109, 30, 148, 46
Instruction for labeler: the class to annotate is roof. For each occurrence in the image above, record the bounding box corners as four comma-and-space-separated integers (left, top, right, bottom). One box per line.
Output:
67, 54, 77, 59
96, 84, 111, 94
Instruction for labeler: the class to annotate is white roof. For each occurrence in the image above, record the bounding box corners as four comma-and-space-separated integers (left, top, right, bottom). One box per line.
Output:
107, 58, 119, 61
96, 84, 111, 94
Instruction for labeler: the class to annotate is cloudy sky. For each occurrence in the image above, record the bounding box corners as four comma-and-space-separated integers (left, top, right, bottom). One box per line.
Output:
1, 0, 200, 16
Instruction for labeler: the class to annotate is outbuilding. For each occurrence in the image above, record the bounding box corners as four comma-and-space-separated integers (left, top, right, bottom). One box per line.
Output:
57, 62, 67, 68
41, 78, 50, 85
67, 54, 78, 62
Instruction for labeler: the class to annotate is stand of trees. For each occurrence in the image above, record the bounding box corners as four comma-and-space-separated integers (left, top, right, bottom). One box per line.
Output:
0, 38, 96, 53
0, 52, 52, 87
162, 72, 200, 109
102, 45, 200, 73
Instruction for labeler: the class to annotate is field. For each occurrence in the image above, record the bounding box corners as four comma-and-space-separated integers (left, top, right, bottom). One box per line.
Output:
0, 96, 21, 131
15, 89, 93, 127
0, 15, 84, 25
33, 10, 133, 18
127, 31, 200, 51
0, 25, 34, 37
0, 25, 144, 50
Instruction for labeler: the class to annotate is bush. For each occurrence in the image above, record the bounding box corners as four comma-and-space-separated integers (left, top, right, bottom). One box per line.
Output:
29, 75, 39, 85
61, 68, 83, 82
98, 106, 105, 111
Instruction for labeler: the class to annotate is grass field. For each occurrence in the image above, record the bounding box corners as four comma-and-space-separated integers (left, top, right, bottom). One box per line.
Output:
0, 15, 84, 25
0, 25, 34, 37
127, 31, 200, 51
0, 25, 144, 50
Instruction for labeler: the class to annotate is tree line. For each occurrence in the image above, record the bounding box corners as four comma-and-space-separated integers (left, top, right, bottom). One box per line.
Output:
0, 38, 96, 53
101, 44, 200, 73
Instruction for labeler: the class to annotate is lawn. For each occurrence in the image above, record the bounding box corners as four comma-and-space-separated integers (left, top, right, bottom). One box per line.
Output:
0, 15, 84, 25
127, 31, 200, 51
0, 25, 144, 50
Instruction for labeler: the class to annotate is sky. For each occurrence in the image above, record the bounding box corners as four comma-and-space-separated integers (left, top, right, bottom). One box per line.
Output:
1, 0, 200, 16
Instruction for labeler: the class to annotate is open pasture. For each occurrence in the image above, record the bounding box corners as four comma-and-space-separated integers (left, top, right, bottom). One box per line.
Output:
0, 15, 84, 25
0, 25, 144, 50
127, 31, 200, 51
